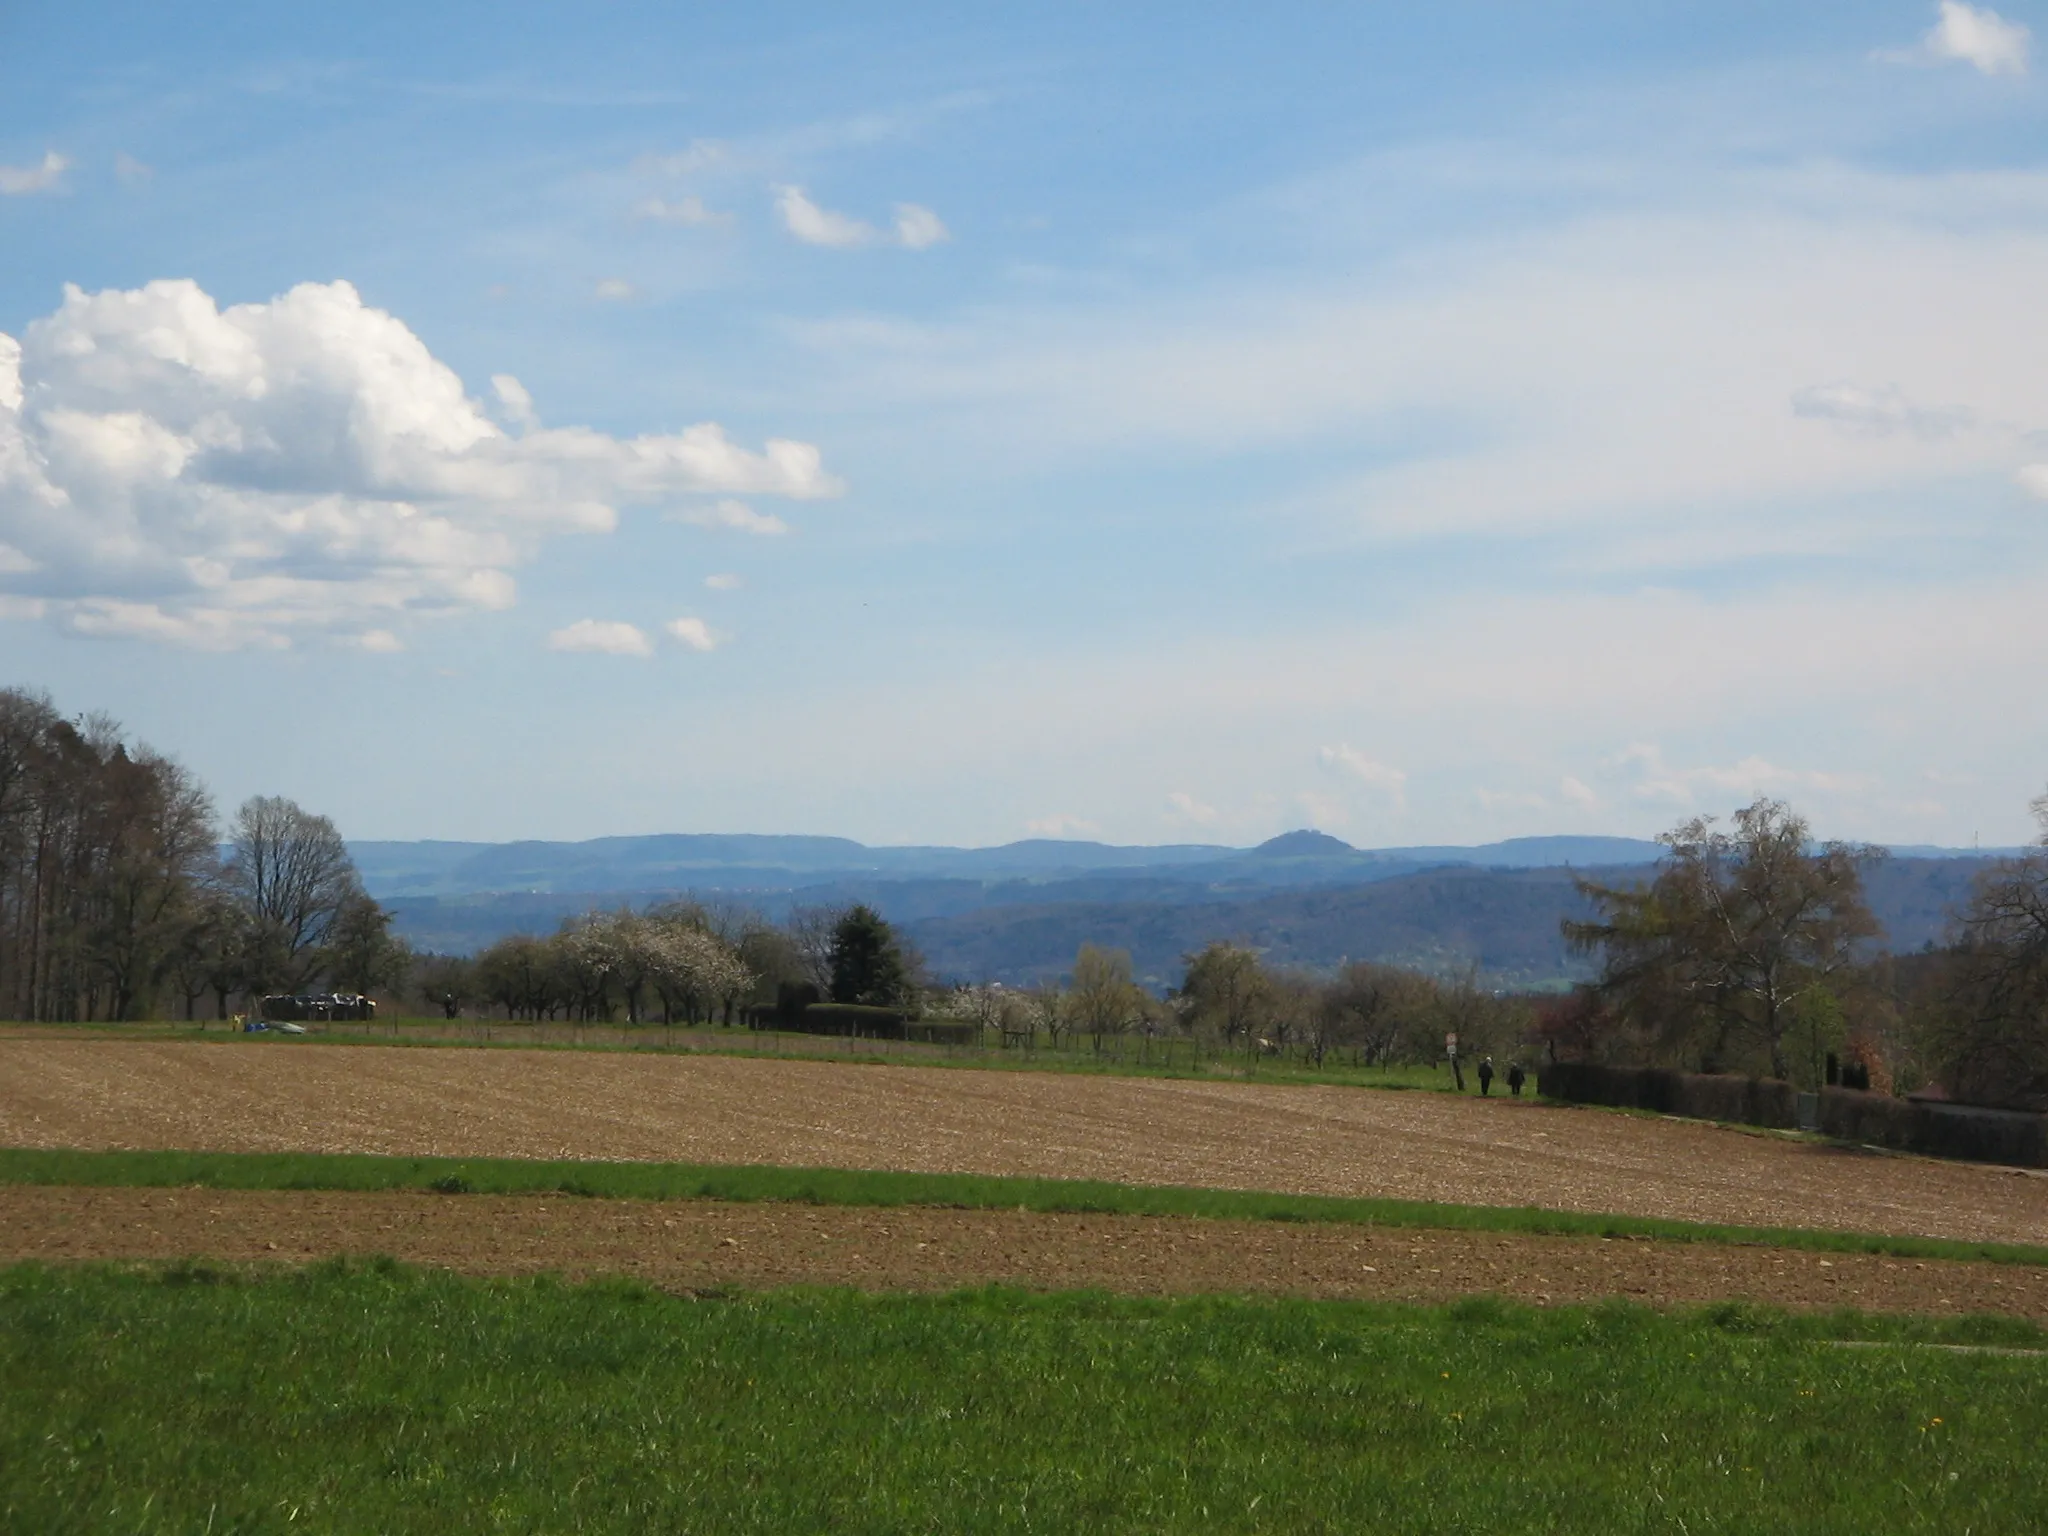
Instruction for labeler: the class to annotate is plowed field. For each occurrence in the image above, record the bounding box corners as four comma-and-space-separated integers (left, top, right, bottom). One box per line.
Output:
4, 1039, 2045, 1244
6, 1185, 2045, 1318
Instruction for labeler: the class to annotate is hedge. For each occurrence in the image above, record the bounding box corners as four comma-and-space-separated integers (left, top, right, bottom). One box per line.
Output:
1537, 1062, 1797, 1130
1818, 1088, 2048, 1168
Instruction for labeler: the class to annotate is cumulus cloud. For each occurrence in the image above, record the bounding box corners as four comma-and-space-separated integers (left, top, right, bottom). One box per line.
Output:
1882, 2, 2030, 74
1025, 812, 1101, 837
1791, 382, 1974, 440
632, 195, 730, 227
703, 572, 742, 589
1165, 790, 1218, 826
776, 186, 949, 250
0, 152, 69, 195
666, 498, 790, 535
1319, 744, 1408, 805
663, 616, 718, 652
1560, 775, 1599, 810
0, 278, 839, 648
352, 628, 403, 653
549, 619, 652, 656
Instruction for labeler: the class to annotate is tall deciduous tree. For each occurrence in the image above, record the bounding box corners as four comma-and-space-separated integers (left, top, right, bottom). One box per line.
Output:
1566, 798, 1881, 1078
224, 795, 365, 994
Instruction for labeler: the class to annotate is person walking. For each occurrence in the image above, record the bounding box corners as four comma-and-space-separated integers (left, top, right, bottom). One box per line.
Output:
1507, 1061, 1526, 1097
1477, 1056, 1495, 1096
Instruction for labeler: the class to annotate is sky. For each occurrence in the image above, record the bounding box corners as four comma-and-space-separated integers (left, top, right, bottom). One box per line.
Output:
4, 1, 2048, 850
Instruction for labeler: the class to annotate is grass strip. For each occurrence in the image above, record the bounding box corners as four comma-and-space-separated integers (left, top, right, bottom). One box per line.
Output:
1, 1261, 2043, 1534
3, 1146, 2042, 1268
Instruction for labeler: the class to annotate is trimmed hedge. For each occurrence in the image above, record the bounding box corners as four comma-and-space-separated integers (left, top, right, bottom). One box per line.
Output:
799, 1003, 909, 1040
1818, 1088, 2048, 1168
1539, 1062, 1797, 1130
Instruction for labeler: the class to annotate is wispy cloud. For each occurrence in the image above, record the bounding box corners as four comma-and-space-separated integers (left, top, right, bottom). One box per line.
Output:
548, 619, 653, 656
776, 186, 949, 250
666, 498, 791, 535
632, 195, 730, 227
1790, 382, 1975, 440
593, 277, 638, 301
1025, 812, 1101, 837
0, 152, 69, 195
703, 572, 743, 590
1320, 744, 1408, 806
1165, 790, 1218, 826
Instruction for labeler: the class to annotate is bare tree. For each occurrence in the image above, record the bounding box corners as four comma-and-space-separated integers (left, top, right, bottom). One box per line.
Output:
223, 796, 364, 994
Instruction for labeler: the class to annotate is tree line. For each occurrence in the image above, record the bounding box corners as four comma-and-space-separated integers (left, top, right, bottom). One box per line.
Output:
0, 688, 403, 1021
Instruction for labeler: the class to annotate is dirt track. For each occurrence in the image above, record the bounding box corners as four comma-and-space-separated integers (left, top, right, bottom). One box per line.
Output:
4, 1040, 2046, 1245
6, 1186, 2045, 1318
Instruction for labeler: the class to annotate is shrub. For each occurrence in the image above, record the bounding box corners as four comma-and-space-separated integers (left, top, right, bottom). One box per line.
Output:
799, 1003, 907, 1039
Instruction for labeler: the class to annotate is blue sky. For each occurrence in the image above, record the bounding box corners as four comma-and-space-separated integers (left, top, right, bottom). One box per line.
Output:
4, 2, 2048, 849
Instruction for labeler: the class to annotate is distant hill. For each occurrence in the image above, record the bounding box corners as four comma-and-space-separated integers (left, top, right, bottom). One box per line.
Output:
350, 828, 1674, 901
376, 836, 2000, 992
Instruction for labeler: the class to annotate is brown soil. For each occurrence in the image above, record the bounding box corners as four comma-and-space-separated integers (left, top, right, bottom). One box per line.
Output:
5, 1185, 2044, 1318
3, 1040, 2046, 1246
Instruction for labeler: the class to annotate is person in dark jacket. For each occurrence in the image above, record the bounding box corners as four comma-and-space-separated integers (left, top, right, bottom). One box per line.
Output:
1477, 1056, 1495, 1096
1507, 1062, 1527, 1097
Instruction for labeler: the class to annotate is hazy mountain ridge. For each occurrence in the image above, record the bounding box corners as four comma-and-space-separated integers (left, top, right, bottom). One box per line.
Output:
351, 829, 1675, 900
373, 831, 2003, 990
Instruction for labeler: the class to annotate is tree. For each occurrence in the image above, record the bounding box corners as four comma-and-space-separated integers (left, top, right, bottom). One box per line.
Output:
1069, 944, 1141, 1053
1175, 941, 1269, 1045
1920, 793, 2048, 1107
325, 891, 410, 997
224, 796, 363, 994
1566, 798, 1882, 1078
828, 904, 910, 1006
415, 953, 477, 1019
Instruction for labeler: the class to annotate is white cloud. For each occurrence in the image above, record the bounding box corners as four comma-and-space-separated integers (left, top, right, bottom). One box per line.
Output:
114, 153, 153, 185
666, 498, 791, 535
776, 186, 950, 250
1790, 382, 1974, 440
2016, 464, 2048, 497
1613, 744, 1874, 806
663, 615, 718, 652
549, 619, 652, 656
633, 195, 730, 227
1560, 776, 1599, 810
1025, 812, 1101, 837
0, 278, 838, 648
893, 203, 950, 250
1319, 744, 1408, 806
352, 628, 404, 653
777, 186, 876, 249
593, 278, 638, 302
703, 572, 742, 590
0, 543, 36, 574
636, 141, 728, 178
490, 374, 539, 433
1885, 2, 2032, 74
1165, 790, 1218, 826
0, 152, 69, 196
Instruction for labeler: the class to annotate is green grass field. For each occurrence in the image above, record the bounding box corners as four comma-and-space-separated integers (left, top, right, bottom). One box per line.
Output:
1, 1261, 2041, 1534
7, 1147, 2043, 1267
